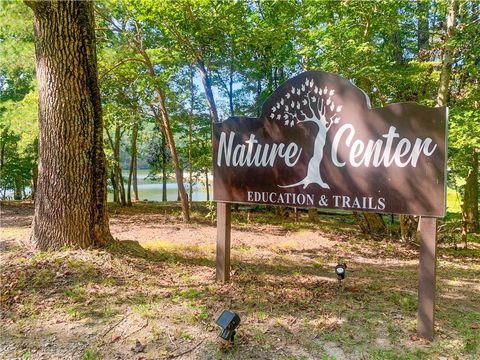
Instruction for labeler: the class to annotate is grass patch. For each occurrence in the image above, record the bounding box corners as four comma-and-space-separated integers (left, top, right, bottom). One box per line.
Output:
1, 201, 479, 360
82, 348, 101, 360
450, 311, 480, 354
63, 285, 87, 303
369, 348, 428, 360
388, 292, 417, 313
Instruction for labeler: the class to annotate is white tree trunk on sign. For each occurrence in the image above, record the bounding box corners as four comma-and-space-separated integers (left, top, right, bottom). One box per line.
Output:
270, 78, 342, 189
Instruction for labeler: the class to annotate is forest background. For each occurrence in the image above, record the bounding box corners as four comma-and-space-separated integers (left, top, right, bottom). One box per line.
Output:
1, 0, 478, 236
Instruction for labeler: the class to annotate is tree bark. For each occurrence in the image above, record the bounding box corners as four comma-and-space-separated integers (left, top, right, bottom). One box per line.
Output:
392, 29, 403, 65
308, 208, 318, 222
188, 66, 194, 210
354, 212, 387, 237
400, 214, 418, 241
127, 123, 138, 206
14, 176, 22, 200
26, 1, 112, 250
256, 78, 262, 116
135, 48, 189, 220
436, 0, 458, 106
111, 170, 119, 203
154, 98, 189, 221
364, 212, 386, 235
196, 58, 219, 123
228, 64, 234, 117
114, 124, 126, 206
105, 129, 119, 204
31, 166, 37, 201
417, 0, 429, 58
124, 22, 189, 218
132, 157, 138, 201
161, 132, 167, 202
463, 149, 479, 233
205, 168, 209, 201
278, 66, 285, 84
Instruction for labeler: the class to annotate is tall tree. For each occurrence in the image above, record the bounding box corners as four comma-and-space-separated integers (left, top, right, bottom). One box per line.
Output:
127, 121, 139, 206
96, 4, 190, 221
25, 1, 112, 250
131, 0, 248, 123
0, 2, 38, 200
188, 66, 194, 210
436, 0, 479, 243
417, 0, 429, 57
436, 0, 458, 107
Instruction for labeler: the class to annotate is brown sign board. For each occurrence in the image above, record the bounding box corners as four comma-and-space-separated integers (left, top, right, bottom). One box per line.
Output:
213, 71, 447, 217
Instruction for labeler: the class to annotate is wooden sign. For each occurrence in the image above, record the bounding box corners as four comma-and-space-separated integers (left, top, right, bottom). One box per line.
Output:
213, 71, 447, 217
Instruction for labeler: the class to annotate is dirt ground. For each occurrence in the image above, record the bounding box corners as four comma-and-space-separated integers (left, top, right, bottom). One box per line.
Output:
1, 202, 479, 360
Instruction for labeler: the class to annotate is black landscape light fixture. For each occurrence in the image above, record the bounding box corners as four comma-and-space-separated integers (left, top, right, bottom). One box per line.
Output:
335, 263, 347, 281
215, 310, 241, 343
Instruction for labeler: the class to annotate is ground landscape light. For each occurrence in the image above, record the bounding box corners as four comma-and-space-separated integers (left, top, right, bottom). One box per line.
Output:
215, 310, 241, 343
335, 263, 347, 280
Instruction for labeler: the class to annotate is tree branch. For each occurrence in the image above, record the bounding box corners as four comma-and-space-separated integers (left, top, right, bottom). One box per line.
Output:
99, 58, 147, 81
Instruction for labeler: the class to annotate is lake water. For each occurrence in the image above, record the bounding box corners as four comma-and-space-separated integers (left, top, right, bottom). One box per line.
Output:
2, 170, 210, 202
107, 170, 210, 202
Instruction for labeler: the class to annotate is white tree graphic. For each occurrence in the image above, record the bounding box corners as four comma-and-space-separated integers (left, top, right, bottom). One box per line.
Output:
269, 77, 343, 189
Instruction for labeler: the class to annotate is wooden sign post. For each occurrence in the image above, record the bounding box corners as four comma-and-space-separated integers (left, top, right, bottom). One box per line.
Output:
417, 216, 438, 340
216, 202, 231, 283
213, 71, 447, 340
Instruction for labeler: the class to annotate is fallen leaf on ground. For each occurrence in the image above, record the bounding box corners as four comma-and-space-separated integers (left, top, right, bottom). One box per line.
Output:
111, 335, 121, 343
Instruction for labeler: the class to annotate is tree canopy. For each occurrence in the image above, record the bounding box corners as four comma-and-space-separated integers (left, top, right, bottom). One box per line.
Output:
1, 0, 478, 232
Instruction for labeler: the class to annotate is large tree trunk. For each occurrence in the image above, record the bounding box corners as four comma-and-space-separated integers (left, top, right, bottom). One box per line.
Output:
127, 123, 138, 206
26, 1, 112, 250
436, 0, 458, 106
463, 149, 479, 233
